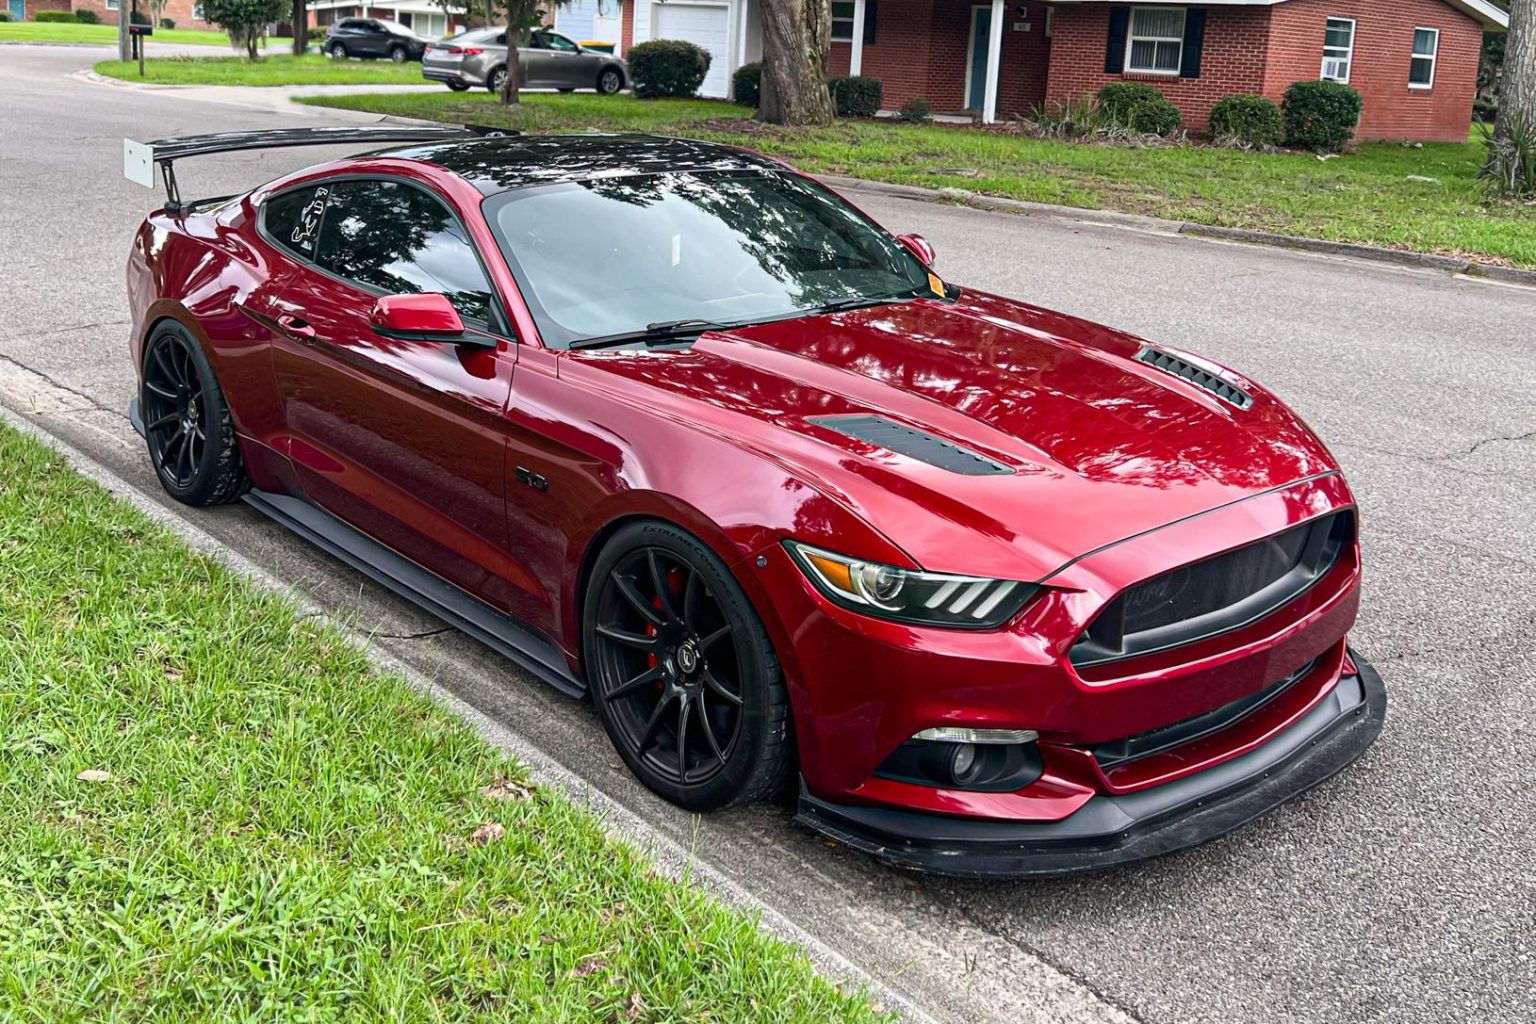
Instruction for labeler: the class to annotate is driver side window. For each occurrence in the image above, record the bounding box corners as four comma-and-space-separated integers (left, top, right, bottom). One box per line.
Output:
312, 179, 498, 327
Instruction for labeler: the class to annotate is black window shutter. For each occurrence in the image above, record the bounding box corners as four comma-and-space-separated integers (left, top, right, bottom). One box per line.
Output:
1106, 6, 1131, 75
1181, 8, 1207, 79
864, 0, 878, 45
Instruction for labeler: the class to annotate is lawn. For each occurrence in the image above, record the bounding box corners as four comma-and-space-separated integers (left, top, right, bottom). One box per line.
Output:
300, 91, 1536, 268
94, 53, 425, 86
0, 21, 252, 47
0, 423, 890, 1023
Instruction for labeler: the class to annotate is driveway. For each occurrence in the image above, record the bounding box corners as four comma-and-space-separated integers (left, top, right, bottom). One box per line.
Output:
2, 42, 1533, 1024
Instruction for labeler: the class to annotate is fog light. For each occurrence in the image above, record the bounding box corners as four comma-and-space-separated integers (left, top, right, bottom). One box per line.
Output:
913, 726, 1039, 745
949, 742, 979, 783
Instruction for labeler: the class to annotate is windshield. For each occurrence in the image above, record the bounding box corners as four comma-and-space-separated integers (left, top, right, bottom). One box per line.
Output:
484, 169, 933, 348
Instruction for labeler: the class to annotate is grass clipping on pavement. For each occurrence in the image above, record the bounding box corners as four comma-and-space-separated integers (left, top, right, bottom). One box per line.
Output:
0, 425, 890, 1023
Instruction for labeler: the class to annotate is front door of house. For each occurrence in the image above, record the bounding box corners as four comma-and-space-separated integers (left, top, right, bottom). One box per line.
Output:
8, 0, 25, 21
966, 5, 992, 110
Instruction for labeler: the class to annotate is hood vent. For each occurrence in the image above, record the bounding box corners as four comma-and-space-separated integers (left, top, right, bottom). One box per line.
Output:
808, 415, 1013, 476
1136, 346, 1253, 410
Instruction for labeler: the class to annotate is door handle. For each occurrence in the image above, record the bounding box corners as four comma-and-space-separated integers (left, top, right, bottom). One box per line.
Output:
277, 314, 317, 340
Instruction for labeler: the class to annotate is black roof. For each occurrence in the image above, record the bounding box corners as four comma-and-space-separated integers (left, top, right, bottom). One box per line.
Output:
382, 133, 782, 194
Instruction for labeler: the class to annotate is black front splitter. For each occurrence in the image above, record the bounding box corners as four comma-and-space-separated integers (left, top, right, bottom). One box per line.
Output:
795, 651, 1386, 878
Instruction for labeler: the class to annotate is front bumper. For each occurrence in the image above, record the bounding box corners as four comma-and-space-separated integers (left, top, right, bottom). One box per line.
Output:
796, 650, 1385, 877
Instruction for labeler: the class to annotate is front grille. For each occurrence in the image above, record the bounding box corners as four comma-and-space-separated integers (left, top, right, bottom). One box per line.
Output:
1071, 511, 1353, 667
1093, 658, 1319, 769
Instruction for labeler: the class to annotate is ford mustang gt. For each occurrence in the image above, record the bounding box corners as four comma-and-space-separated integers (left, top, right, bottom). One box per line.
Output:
121, 125, 1384, 876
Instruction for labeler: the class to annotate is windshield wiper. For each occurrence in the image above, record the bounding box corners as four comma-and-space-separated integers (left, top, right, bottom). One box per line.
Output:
567, 319, 730, 351
811, 288, 926, 316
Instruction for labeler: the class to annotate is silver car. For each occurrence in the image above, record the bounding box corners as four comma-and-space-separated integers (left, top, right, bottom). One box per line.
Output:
422, 28, 628, 95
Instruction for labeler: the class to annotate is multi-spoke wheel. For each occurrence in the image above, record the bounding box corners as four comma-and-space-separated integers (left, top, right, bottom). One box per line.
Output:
140, 322, 247, 506
585, 521, 792, 810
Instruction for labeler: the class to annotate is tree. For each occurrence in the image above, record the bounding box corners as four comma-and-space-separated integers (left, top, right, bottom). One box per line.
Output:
291, 0, 307, 57
1490, 0, 1534, 195
497, 2, 572, 107
201, 0, 286, 59
757, 0, 833, 126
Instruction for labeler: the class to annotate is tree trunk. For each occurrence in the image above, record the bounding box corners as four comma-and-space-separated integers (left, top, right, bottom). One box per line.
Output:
1492, 0, 1535, 193
758, 0, 833, 126
500, 26, 525, 106
292, 0, 307, 57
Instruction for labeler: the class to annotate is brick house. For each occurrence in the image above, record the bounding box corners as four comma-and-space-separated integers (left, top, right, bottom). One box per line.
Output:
10, 0, 219, 29
618, 0, 1505, 141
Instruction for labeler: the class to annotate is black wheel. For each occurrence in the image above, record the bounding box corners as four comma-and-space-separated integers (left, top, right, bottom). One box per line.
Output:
597, 66, 623, 94
585, 521, 792, 811
388, 44, 407, 62
328, 41, 347, 59
447, 81, 470, 92
487, 66, 507, 93
140, 322, 247, 507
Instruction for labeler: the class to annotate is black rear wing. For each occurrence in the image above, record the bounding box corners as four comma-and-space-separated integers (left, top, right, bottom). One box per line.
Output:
123, 124, 515, 212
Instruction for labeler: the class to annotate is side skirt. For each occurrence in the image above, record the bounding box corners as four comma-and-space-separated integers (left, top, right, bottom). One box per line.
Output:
243, 489, 586, 699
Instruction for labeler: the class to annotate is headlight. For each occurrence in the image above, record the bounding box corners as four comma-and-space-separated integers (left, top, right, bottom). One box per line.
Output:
783, 541, 1036, 629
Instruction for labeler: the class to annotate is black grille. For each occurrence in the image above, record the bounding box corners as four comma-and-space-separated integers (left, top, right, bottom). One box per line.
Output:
1136, 346, 1254, 410
808, 414, 1013, 475
1072, 511, 1353, 667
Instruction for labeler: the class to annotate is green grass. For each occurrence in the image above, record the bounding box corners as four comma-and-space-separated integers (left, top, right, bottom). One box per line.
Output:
300, 91, 1536, 267
94, 53, 425, 86
0, 21, 255, 47
0, 423, 890, 1024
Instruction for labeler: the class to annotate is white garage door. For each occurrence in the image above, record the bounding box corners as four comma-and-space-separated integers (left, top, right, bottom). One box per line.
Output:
651, 2, 730, 99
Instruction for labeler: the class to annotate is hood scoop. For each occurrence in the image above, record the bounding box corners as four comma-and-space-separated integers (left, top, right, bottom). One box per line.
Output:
808, 415, 1014, 476
1136, 346, 1253, 410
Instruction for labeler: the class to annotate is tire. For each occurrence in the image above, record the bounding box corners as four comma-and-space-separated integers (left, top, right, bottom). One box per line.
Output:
388, 44, 407, 63
558, 87, 575, 94
328, 42, 347, 59
584, 521, 792, 811
486, 66, 506, 94
597, 66, 623, 95
447, 81, 470, 92
140, 321, 248, 507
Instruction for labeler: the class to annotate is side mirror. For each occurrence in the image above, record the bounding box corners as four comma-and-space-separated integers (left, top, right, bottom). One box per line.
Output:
370, 293, 465, 341
896, 233, 937, 266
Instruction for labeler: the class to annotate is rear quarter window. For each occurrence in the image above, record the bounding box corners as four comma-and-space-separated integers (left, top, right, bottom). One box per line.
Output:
261, 185, 329, 261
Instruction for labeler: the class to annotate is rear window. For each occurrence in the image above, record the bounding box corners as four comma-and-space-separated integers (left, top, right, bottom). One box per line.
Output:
261, 185, 328, 261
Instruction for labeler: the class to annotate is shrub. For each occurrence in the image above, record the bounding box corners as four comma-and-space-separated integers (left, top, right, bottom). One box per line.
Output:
731, 62, 760, 108
1282, 79, 1362, 152
309, 25, 327, 43
35, 10, 77, 21
160, 17, 176, 29
627, 39, 710, 99
1482, 113, 1536, 198
1097, 81, 1182, 136
129, 8, 150, 23
0, 9, 11, 20
1030, 94, 1104, 139
828, 75, 881, 117
73, 8, 100, 23
1208, 94, 1284, 148
897, 97, 932, 123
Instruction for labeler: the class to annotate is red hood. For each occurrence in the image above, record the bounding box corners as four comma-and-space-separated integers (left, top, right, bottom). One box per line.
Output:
569, 290, 1339, 581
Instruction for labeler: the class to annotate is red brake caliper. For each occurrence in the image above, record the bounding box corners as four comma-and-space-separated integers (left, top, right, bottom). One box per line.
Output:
646, 568, 687, 692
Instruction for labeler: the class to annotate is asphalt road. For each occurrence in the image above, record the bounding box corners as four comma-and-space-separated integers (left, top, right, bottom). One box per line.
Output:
3, 43, 1534, 1024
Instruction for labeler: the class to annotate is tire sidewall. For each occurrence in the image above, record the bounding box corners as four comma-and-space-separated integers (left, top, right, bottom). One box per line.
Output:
487, 67, 506, 93
389, 44, 407, 62
328, 42, 346, 58
583, 520, 785, 810
598, 67, 622, 94
141, 323, 231, 504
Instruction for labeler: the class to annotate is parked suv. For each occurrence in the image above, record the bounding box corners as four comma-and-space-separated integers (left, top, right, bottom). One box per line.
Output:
422, 28, 627, 94
325, 18, 430, 63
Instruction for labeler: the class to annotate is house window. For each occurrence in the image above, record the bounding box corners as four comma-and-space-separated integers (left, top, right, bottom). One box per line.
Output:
1410, 27, 1439, 89
105, 0, 120, 9
831, 0, 875, 45
1321, 17, 1354, 83
1125, 7, 1186, 76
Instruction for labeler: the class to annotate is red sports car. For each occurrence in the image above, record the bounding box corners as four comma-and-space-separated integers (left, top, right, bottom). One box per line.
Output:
122, 126, 1384, 876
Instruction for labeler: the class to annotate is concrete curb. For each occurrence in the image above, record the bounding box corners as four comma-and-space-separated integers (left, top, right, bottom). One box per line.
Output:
0, 402, 941, 1024
822, 175, 1536, 288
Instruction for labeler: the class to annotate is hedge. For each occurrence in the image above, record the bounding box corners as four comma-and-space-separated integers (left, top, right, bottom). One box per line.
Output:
1282, 80, 1363, 152
731, 62, 760, 108
35, 10, 77, 21
829, 75, 881, 117
627, 38, 711, 99
73, 7, 100, 22
1208, 94, 1284, 147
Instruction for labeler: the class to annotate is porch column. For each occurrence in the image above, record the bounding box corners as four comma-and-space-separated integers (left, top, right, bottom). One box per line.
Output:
981, 0, 1005, 123
850, 0, 867, 77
